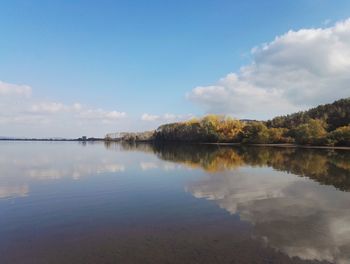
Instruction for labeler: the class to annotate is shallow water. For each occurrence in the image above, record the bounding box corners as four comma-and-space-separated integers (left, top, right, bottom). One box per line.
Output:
1, 141, 350, 263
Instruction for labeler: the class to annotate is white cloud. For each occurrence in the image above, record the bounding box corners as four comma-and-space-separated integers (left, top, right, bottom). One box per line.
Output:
29, 101, 126, 121
31, 102, 70, 114
0, 80, 127, 137
141, 113, 194, 123
0, 81, 32, 97
188, 19, 350, 119
141, 113, 160, 121
78, 108, 126, 121
72, 103, 83, 111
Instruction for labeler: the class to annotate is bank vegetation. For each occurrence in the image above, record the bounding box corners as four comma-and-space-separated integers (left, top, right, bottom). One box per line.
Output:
107, 98, 350, 147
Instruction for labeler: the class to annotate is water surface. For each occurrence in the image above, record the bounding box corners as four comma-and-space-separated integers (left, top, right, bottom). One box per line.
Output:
1, 141, 350, 263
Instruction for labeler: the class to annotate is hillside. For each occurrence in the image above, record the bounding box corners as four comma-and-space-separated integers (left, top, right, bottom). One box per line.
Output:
267, 98, 350, 131
106, 98, 350, 146
154, 98, 350, 146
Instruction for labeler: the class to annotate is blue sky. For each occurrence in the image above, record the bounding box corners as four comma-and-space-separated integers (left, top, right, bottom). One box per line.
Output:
1, 0, 350, 137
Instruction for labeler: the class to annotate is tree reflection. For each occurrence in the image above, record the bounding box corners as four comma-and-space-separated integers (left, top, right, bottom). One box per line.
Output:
107, 142, 350, 262
108, 142, 350, 191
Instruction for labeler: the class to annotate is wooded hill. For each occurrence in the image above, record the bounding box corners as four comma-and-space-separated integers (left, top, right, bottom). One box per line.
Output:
267, 98, 350, 131
154, 98, 350, 146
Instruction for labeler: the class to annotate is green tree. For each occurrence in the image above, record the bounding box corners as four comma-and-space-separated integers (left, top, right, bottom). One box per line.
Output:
242, 122, 270, 144
292, 119, 328, 145
328, 125, 350, 146
267, 128, 291, 143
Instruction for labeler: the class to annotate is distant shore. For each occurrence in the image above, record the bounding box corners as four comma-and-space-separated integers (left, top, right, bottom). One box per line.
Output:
0, 138, 104, 142
2, 138, 350, 150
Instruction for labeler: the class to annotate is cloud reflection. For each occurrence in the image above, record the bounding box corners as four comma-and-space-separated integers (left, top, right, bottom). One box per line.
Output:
115, 142, 350, 262
0, 185, 29, 199
187, 168, 350, 263
27, 163, 125, 180
140, 162, 159, 171
0, 143, 127, 199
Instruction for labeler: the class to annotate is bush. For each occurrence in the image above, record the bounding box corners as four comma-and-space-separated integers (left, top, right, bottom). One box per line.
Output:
291, 119, 328, 145
156, 115, 244, 142
267, 128, 291, 143
328, 125, 350, 146
242, 122, 270, 144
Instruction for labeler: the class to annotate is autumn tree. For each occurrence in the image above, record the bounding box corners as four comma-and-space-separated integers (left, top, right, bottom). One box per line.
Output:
291, 119, 328, 145
241, 122, 270, 144
328, 125, 350, 146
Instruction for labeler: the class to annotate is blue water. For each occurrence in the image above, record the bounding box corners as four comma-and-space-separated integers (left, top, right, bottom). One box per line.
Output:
0, 141, 349, 263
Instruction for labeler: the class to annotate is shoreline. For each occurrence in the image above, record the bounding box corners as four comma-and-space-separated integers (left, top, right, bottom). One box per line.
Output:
2, 138, 350, 150
201, 142, 350, 150
0, 139, 104, 142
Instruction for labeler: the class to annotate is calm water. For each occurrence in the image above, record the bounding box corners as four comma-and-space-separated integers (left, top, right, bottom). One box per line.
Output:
1, 142, 350, 264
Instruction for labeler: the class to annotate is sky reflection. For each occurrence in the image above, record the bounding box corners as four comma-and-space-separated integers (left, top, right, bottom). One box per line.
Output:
1, 141, 350, 263
188, 168, 350, 263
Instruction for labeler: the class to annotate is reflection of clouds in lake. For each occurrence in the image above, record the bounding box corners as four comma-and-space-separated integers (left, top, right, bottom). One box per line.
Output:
140, 161, 182, 171
163, 163, 176, 171
140, 162, 158, 171
0, 185, 29, 198
187, 168, 350, 263
0, 143, 128, 198
28, 169, 63, 180
0, 147, 126, 181
27, 163, 125, 180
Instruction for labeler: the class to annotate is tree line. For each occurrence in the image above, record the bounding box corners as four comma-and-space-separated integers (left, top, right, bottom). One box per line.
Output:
109, 141, 350, 191
155, 98, 350, 146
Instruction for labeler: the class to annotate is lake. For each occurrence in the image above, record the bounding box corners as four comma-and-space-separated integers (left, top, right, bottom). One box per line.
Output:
1, 141, 350, 264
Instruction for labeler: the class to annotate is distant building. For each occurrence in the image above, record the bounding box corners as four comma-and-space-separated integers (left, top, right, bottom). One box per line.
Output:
82, 136, 87, 141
